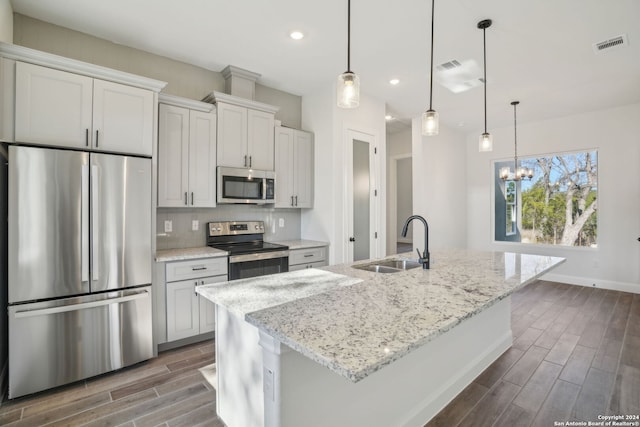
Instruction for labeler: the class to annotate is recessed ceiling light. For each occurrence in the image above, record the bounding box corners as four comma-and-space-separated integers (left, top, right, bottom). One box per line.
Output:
290, 31, 304, 40
389, 78, 400, 85
385, 115, 394, 120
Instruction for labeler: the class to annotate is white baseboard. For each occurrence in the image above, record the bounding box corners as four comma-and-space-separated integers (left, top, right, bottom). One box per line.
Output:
542, 273, 640, 294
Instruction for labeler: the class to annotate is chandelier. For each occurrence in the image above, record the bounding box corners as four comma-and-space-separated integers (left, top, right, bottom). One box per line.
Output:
500, 101, 534, 181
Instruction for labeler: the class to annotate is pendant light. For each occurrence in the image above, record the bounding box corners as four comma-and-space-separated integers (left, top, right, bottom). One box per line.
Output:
478, 19, 493, 152
500, 101, 534, 181
421, 0, 438, 136
337, 0, 360, 108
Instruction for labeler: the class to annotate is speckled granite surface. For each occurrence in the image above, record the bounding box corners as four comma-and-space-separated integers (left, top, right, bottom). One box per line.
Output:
200, 249, 564, 383
270, 240, 329, 250
198, 268, 361, 318
155, 246, 227, 262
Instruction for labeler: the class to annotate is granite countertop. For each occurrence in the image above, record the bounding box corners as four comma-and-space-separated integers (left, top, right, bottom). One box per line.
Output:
199, 249, 565, 383
156, 246, 228, 262
269, 239, 329, 250
197, 268, 362, 318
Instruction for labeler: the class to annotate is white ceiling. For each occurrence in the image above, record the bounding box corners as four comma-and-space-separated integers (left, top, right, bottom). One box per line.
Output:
10, 0, 640, 132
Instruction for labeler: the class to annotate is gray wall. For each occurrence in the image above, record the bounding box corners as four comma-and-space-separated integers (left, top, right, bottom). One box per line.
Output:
12, 14, 302, 128
0, 0, 12, 43
157, 206, 301, 250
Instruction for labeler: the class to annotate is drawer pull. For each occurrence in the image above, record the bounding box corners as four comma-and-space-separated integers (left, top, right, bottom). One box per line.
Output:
303, 254, 314, 258
191, 267, 207, 271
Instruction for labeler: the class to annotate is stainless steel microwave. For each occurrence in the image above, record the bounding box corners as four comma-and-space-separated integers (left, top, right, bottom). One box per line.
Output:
217, 166, 275, 204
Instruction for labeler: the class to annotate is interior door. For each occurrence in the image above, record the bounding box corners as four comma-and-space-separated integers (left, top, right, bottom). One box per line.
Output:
346, 130, 378, 262
90, 153, 152, 292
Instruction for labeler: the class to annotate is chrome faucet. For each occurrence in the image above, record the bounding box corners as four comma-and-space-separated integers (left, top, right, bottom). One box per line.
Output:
401, 215, 430, 269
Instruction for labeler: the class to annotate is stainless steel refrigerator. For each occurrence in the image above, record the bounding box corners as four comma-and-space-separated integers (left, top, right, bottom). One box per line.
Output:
7, 145, 153, 399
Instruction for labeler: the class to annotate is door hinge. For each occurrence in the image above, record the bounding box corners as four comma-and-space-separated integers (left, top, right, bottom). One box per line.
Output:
374, 232, 378, 239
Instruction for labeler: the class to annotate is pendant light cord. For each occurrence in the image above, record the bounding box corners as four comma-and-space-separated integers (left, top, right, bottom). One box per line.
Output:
483, 26, 487, 133
429, 0, 435, 110
513, 102, 518, 169
347, 0, 351, 72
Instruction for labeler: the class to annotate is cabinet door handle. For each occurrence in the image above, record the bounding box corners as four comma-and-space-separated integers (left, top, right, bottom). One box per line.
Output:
249, 156, 252, 167
95, 130, 99, 147
295, 195, 298, 206
244, 155, 247, 167
291, 196, 294, 206
191, 192, 194, 205
85, 129, 89, 146
184, 192, 188, 205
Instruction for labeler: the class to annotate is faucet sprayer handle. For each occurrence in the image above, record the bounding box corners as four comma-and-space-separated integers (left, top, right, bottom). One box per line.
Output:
416, 248, 421, 260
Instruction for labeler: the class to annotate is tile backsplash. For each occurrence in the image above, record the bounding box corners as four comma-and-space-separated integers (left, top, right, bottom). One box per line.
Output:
156, 205, 301, 250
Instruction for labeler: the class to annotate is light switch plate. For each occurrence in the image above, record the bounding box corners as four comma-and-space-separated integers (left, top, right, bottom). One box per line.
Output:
279, 218, 284, 227
192, 220, 199, 231
164, 220, 172, 233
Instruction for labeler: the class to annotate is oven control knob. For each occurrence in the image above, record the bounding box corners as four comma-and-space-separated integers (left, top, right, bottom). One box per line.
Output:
255, 225, 259, 230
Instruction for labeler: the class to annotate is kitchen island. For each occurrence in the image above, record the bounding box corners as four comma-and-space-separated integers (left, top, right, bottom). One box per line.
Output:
197, 249, 565, 427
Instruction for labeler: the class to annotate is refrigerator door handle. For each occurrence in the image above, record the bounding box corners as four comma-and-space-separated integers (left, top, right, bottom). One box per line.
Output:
81, 164, 90, 283
12, 290, 149, 319
91, 164, 100, 281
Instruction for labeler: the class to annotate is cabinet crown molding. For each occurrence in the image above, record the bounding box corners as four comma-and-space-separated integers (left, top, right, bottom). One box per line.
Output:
159, 93, 215, 113
202, 91, 279, 114
0, 42, 167, 92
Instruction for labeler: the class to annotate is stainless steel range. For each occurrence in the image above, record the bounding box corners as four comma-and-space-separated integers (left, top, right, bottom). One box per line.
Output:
207, 221, 289, 280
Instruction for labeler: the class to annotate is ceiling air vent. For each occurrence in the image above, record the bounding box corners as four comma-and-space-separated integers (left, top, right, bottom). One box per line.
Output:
436, 60, 461, 72
592, 34, 628, 54
434, 59, 483, 93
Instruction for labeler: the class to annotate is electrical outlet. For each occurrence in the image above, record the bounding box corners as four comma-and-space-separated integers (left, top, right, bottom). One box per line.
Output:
279, 218, 285, 227
164, 220, 173, 233
192, 220, 199, 231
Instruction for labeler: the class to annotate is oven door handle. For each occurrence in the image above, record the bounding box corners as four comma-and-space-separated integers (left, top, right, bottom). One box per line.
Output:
229, 250, 289, 264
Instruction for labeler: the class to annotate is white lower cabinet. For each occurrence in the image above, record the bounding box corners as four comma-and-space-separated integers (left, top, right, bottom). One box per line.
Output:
165, 257, 227, 342
288, 246, 328, 271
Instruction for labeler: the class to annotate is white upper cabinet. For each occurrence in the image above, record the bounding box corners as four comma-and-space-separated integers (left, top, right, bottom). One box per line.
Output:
158, 95, 216, 208
15, 62, 93, 149
14, 60, 158, 156
92, 79, 154, 156
247, 109, 275, 170
203, 91, 278, 171
216, 102, 248, 168
275, 126, 314, 208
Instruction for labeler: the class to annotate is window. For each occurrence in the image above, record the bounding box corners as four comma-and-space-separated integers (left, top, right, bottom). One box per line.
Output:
495, 150, 598, 247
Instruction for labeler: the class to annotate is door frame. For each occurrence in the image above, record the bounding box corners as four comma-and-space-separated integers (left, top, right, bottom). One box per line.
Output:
343, 127, 381, 263
388, 153, 413, 255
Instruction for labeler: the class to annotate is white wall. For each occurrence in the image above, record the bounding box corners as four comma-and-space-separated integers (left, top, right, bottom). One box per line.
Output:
411, 118, 468, 252
301, 87, 386, 265
466, 103, 640, 293
0, 0, 12, 43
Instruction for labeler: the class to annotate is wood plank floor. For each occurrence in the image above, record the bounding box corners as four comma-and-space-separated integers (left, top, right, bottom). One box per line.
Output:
427, 280, 640, 427
0, 280, 638, 426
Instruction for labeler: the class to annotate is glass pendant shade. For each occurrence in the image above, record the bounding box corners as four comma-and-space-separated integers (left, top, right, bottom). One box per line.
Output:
337, 71, 360, 108
479, 132, 493, 152
499, 166, 511, 180
421, 109, 439, 136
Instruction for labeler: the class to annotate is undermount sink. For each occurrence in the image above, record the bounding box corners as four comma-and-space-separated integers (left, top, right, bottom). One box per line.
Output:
352, 259, 423, 273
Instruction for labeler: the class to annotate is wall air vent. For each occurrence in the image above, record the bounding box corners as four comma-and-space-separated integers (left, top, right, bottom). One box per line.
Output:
592, 34, 628, 54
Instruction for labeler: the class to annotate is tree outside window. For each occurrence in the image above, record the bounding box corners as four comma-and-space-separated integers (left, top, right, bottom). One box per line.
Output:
495, 150, 598, 247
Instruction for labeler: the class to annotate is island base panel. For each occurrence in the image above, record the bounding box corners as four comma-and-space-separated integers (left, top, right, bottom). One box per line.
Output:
264, 298, 512, 427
